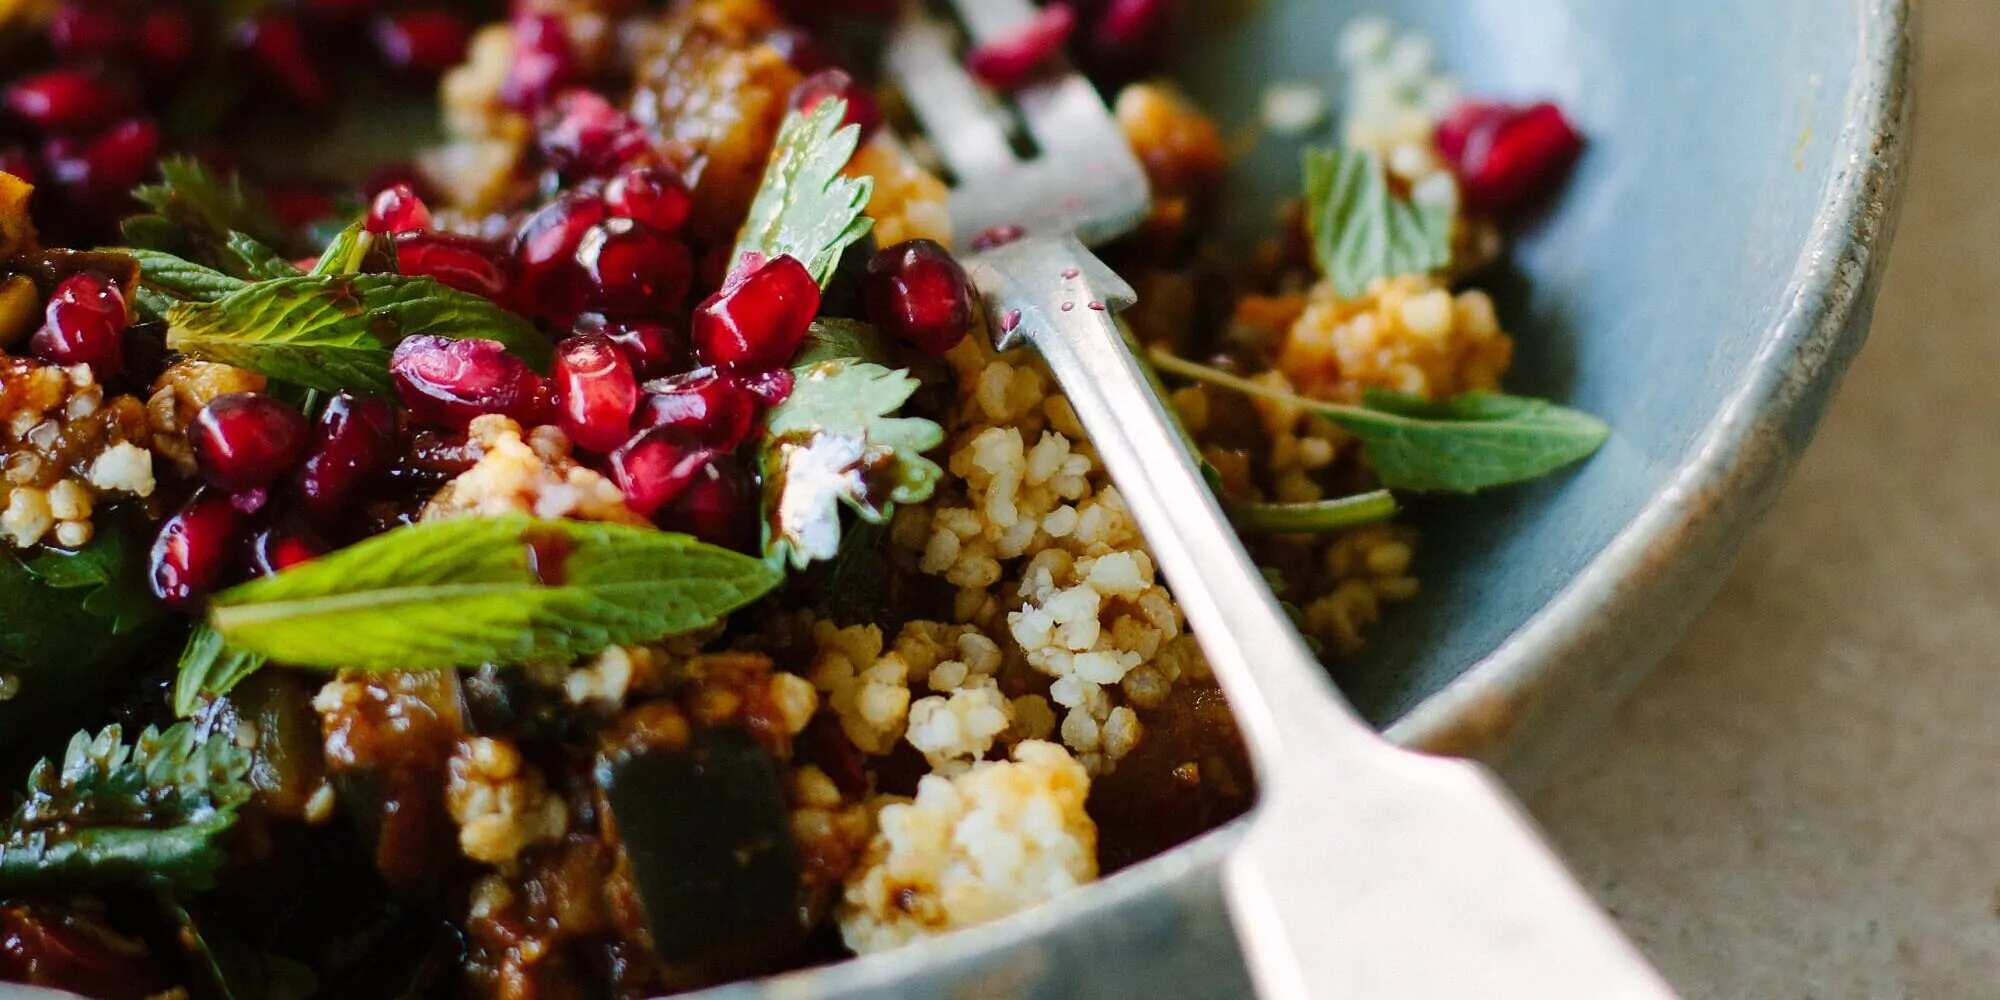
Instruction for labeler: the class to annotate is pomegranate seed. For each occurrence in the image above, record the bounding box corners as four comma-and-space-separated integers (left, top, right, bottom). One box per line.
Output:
236, 14, 333, 110
604, 165, 691, 234
70, 117, 159, 196
635, 368, 757, 451
737, 367, 795, 406
789, 69, 881, 136
1088, 0, 1173, 68
501, 12, 575, 110
137, 10, 197, 74
865, 239, 976, 355
966, 3, 1076, 91
193, 393, 310, 489
764, 28, 831, 72
149, 495, 241, 607
295, 393, 396, 523
49, 4, 129, 60
577, 314, 689, 380
1436, 100, 1584, 215
367, 182, 432, 234
250, 529, 324, 576
390, 336, 554, 427
553, 331, 640, 453
692, 254, 820, 370
0, 146, 35, 184
512, 193, 607, 321
29, 271, 127, 375
395, 232, 514, 302
372, 9, 470, 75
228, 486, 272, 516
5, 69, 130, 132
609, 428, 716, 517
575, 219, 692, 316
659, 456, 754, 550
538, 88, 649, 177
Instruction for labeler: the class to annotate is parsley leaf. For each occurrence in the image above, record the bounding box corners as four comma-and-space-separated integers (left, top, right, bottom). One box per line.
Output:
208, 516, 782, 670
172, 624, 268, 718
0, 722, 253, 892
166, 273, 550, 395
733, 99, 875, 287
1303, 146, 1453, 298
1150, 348, 1608, 493
759, 359, 944, 570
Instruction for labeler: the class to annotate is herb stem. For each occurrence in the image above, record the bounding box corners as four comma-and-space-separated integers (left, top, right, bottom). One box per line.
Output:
1147, 347, 1371, 418
1229, 491, 1399, 533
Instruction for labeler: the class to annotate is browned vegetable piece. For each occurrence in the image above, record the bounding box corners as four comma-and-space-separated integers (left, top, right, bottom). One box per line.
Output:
316, 669, 468, 885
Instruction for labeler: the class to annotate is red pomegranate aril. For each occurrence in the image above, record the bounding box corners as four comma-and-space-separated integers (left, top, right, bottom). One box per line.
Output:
1436, 100, 1584, 215
149, 495, 241, 607
391, 336, 554, 427
764, 27, 832, 72
575, 219, 692, 315
789, 69, 881, 136
966, 3, 1076, 91
692, 254, 820, 370
251, 529, 324, 576
0, 145, 35, 184
609, 427, 717, 517
295, 393, 396, 523
5, 69, 130, 132
577, 315, 689, 380
237, 14, 334, 110
737, 367, 795, 406
50, 4, 130, 60
138, 10, 197, 74
635, 368, 757, 451
538, 88, 649, 176
74, 117, 159, 196
604, 165, 691, 234
865, 239, 976, 355
552, 331, 640, 453
396, 232, 514, 302
29, 271, 127, 375
501, 12, 576, 110
1089, 0, 1173, 66
193, 393, 310, 489
513, 193, 608, 320
373, 9, 471, 75
366, 182, 432, 234
659, 456, 754, 550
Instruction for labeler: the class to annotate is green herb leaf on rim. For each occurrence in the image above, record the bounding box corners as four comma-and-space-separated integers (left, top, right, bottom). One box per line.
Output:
171, 625, 268, 718
1151, 348, 1608, 493
760, 359, 944, 570
733, 99, 875, 288
166, 273, 550, 395
207, 516, 782, 670
1303, 146, 1453, 298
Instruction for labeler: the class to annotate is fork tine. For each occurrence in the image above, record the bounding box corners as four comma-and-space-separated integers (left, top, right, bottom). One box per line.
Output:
943, 0, 1042, 42
884, 17, 1018, 180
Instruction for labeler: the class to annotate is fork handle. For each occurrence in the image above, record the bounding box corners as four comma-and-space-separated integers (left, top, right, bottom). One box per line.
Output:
972, 240, 1675, 1000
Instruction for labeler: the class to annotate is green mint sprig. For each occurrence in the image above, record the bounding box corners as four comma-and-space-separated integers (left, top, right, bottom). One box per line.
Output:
172, 624, 268, 718
1304, 146, 1454, 298
733, 98, 875, 287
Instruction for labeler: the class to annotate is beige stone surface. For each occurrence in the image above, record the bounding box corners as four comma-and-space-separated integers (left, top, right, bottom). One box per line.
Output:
1527, 3, 2000, 996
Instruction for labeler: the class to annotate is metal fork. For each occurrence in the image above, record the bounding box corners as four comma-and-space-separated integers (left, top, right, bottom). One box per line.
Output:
887, 4, 1677, 998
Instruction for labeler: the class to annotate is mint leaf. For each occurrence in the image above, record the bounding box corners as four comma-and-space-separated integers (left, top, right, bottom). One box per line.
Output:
1151, 349, 1608, 493
308, 219, 396, 277
760, 359, 944, 570
1304, 147, 1453, 298
1230, 490, 1400, 533
208, 516, 782, 670
123, 157, 283, 276
115, 248, 247, 309
166, 273, 550, 395
172, 624, 268, 718
733, 99, 875, 287
0, 722, 253, 892
228, 231, 304, 280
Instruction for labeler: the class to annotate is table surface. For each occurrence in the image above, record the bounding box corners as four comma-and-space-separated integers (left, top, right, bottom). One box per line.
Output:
1525, 3, 2000, 996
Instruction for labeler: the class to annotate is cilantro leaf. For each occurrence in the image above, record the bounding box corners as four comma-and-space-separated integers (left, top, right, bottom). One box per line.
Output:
208, 516, 782, 670
172, 624, 268, 718
1304, 146, 1453, 298
733, 99, 875, 287
0, 722, 253, 892
166, 273, 550, 395
760, 359, 944, 570
1150, 348, 1608, 493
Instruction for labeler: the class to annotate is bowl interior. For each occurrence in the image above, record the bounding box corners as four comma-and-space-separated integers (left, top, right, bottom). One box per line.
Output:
1172, 0, 1873, 728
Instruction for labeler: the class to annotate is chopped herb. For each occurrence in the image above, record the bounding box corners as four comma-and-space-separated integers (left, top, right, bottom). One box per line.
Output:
308, 219, 396, 277
792, 318, 897, 369
1303, 146, 1453, 297
208, 516, 782, 670
760, 359, 944, 570
1151, 348, 1608, 492
114, 248, 247, 319
733, 99, 875, 287
0, 722, 253, 892
172, 624, 268, 718
122, 157, 282, 275
166, 272, 550, 395
228, 231, 304, 280
1230, 490, 1400, 533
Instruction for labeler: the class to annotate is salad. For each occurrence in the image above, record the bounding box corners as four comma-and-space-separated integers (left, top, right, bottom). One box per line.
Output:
0, 2, 1597, 997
